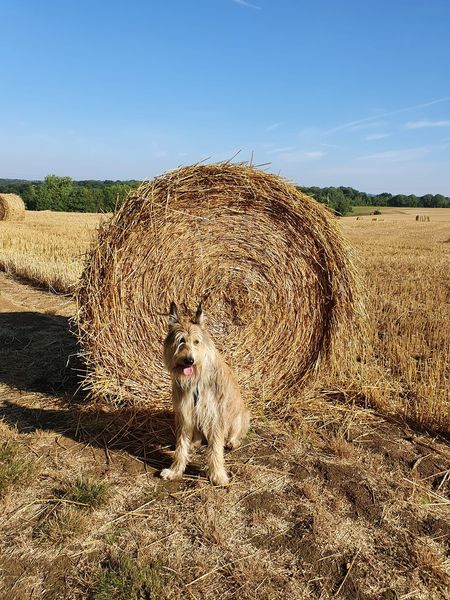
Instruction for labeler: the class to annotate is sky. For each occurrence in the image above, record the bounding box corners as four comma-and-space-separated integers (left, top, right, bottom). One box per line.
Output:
1, 0, 449, 194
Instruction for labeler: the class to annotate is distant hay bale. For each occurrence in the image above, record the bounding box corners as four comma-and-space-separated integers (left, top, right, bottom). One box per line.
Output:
77, 163, 362, 415
0, 194, 25, 221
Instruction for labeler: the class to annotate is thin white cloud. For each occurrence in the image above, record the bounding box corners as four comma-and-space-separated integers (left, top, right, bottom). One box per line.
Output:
349, 120, 388, 132
322, 96, 450, 137
320, 142, 343, 149
405, 120, 450, 129
267, 146, 295, 154
279, 150, 325, 162
265, 122, 281, 132
365, 133, 391, 141
232, 0, 262, 9
304, 151, 324, 158
153, 149, 169, 158
357, 147, 432, 162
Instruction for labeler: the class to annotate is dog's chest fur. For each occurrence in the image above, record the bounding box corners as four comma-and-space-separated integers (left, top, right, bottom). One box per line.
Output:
178, 379, 220, 436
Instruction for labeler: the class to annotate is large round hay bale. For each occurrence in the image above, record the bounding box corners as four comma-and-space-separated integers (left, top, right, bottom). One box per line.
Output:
77, 163, 361, 414
0, 193, 26, 221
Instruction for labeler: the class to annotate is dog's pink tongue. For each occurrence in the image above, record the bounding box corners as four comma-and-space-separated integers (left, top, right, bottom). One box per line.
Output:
183, 366, 194, 376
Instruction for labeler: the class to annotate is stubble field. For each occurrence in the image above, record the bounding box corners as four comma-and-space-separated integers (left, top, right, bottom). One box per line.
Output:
0, 206, 448, 599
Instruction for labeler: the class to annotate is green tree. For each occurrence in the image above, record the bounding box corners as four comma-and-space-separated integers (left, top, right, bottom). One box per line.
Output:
373, 193, 392, 206
389, 194, 409, 207
34, 175, 74, 210
330, 195, 353, 216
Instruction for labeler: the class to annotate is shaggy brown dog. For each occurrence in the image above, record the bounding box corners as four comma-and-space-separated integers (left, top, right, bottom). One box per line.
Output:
161, 302, 250, 485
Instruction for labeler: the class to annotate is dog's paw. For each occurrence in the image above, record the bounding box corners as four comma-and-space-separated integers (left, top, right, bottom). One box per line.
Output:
225, 439, 241, 450
160, 468, 182, 481
209, 470, 229, 486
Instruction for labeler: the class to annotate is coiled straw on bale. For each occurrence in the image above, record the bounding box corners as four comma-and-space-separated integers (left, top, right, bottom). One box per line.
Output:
0, 194, 25, 221
77, 163, 361, 415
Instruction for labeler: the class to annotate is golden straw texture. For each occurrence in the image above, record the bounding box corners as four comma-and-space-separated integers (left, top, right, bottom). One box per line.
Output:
77, 163, 362, 413
0, 194, 25, 221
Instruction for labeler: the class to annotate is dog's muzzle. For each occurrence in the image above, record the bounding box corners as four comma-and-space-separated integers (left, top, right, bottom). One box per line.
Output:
181, 357, 194, 376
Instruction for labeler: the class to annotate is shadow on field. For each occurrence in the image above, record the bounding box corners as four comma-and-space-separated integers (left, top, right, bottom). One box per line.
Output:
0, 310, 186, 474
0, 398, 180, 474
0, 311, 81, 396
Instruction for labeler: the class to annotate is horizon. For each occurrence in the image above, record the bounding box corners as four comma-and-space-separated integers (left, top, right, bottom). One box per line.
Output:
1, 0, 450, 194
1, 174, 449, 199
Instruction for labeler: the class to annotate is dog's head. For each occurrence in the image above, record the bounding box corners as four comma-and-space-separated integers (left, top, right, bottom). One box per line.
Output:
163, 301, 214, 380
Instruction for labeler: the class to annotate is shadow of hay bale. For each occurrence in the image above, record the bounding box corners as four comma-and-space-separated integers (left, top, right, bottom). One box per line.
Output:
0, 399, 176, 473
0, 312, 80, 396
0, 309, 179, 471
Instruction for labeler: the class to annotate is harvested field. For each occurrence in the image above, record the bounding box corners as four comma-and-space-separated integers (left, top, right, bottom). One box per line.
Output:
346, 207, 450, 221
0, 211, 103, 292
0, 204, 449, 599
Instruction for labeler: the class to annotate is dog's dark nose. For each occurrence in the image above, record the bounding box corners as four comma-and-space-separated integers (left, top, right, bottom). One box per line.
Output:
184, 357, 194, 366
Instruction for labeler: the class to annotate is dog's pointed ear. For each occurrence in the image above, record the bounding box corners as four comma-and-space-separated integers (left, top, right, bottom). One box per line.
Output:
168, 301, 179, 327
193, 302, 205, 326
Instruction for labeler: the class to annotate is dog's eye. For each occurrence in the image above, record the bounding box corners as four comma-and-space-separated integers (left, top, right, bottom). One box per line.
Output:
179, 337, 186, 345
193, 339, 200, 345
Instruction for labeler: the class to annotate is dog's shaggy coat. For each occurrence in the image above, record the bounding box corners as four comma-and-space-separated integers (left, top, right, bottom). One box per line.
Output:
161, 302, 250, 485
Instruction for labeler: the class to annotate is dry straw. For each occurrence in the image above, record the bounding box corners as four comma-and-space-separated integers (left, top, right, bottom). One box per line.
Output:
0, 193, 25, 221
77, 163, 362, 415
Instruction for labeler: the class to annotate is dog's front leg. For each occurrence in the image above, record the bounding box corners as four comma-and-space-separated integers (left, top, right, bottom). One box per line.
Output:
161, 410, 193, 481
207, 431, 229, 486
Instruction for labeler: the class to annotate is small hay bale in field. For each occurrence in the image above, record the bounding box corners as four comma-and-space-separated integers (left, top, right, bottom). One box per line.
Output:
77, 163, 362, 415
0, 194, 25, 221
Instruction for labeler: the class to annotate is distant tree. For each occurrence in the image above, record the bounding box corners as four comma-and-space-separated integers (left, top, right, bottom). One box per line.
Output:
419, 194, 434, 208
389, 194, 409, 207
373, 193, 392, 206
34, 175, 74, 210
67, 187, 97, 212
406, 194, 419, 207
24, 185, 39, 210
432, 194, 447, 208
330, 195, 353, 216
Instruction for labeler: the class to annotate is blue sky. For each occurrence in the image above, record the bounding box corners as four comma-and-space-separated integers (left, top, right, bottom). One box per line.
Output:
1, 0, 449, 194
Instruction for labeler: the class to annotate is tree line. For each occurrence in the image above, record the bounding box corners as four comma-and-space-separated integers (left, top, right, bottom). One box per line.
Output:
0, 176, 139, 213
0, 176, 449, 216
298, 186, 450, 215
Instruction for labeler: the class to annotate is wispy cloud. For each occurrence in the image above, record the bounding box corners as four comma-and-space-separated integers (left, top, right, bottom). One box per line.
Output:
304, 151, 325, 158
320, 142, 343, 149
349, 120, 388, 132
405, 120, 450, 129
232, 0, 262, 9
322, 96, 450, 137
265, 122, 281, 132
267, 146, 295, 154
153, 149, 169, 158
279, 150, 325, 162
365, 133, 391, 141
357, 146, 432, 162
